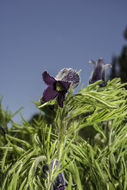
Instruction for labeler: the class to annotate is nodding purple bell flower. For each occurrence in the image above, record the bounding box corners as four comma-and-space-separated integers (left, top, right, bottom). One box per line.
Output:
42, 71, 71, 108
89, 58, 112, 86
55, 68, 80, 89
43, 160, 76, 190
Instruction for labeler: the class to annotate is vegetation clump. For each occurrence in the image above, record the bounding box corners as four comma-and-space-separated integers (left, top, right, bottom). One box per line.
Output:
0, 63, 127, 190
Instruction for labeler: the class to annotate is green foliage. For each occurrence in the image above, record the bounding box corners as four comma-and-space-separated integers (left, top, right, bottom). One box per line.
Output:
1, 78, 127, 189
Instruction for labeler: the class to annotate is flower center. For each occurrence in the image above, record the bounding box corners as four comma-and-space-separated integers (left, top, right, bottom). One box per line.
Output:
56, 82, 64, 91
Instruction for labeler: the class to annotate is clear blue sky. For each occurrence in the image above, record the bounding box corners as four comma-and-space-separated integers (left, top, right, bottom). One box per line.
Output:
0, 0, 127, 122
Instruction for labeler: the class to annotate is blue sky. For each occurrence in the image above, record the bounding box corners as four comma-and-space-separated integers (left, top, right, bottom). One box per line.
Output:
0, 0, 127, 122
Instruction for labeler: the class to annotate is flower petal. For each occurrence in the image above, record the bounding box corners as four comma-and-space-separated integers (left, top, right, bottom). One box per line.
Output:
89, 58, 111, 84
89, 60, 96, 65
56, 92, 66, 108
55, 68, 80, 88
43, 86, 58, 102
42, 71, 56, 85
90, 64, 104, 84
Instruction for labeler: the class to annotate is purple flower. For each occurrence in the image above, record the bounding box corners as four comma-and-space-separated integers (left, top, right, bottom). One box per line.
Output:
55, 68, 80, 89
43, 160, 76, 190
89, 58, 112, 86
42, 71, 71, 108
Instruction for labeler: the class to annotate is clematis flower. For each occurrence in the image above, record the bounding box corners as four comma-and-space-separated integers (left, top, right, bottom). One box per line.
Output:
55, 68, 80, 89
43, 160, 76, 190
89, 58, 112, 86
42, 71, 71, 108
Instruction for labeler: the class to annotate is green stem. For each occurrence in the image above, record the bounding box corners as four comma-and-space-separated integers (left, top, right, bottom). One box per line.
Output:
57, 109, 66, 160
58, 122, 65, 160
